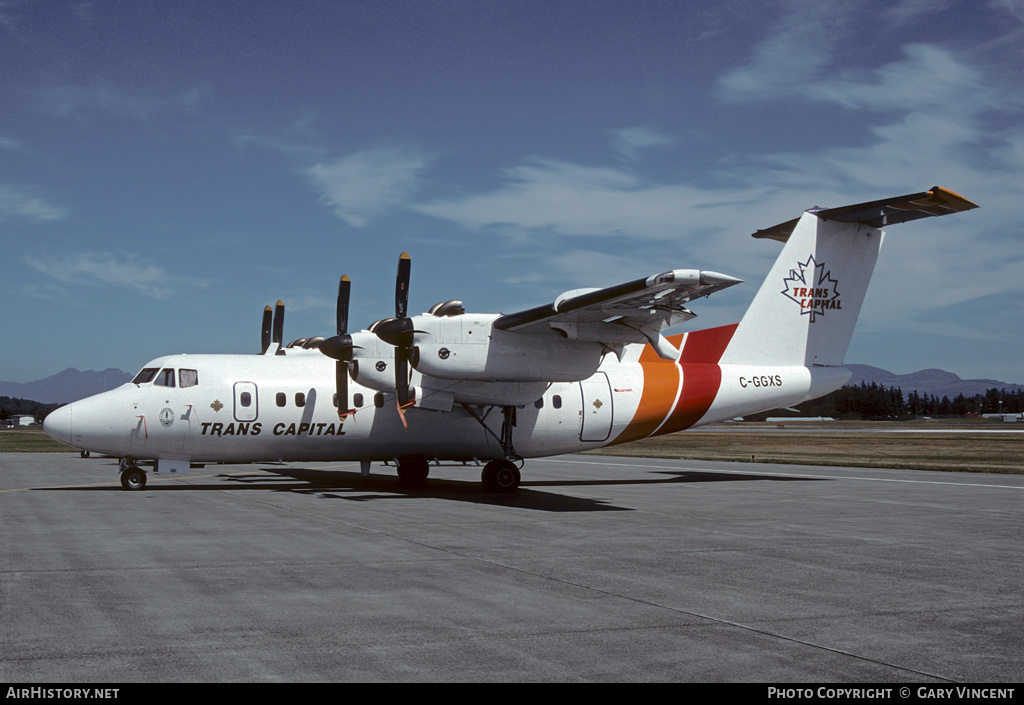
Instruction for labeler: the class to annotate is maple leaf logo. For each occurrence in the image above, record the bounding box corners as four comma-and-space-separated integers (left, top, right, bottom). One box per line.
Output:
781, 254, 842, 323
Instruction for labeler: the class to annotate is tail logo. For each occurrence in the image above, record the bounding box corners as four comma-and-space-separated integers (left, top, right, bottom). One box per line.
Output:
782, 254, 842, 322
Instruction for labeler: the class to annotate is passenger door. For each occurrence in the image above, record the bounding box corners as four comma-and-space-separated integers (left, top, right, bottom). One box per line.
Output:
579, 372, 613, 442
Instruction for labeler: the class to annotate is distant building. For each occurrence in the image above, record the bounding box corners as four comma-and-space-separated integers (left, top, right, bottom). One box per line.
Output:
765, 417, 836, 423
13, 415, 35, 426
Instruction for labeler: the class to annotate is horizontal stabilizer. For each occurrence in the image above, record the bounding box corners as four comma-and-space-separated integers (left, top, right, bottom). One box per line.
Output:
754, 187, 978, 242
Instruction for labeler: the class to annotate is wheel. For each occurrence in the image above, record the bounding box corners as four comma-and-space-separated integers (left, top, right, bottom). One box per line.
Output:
396, 459, 429, 484
120, 467, 147, 491
80, 450, 90, 458
482, 460, 520, 492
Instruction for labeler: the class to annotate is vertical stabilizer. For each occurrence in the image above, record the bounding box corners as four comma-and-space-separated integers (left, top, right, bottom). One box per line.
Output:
719, 187, 977, 369
720, 212, 884, 367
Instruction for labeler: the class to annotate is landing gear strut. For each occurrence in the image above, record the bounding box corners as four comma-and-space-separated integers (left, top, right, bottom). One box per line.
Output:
460, 404, 523, 492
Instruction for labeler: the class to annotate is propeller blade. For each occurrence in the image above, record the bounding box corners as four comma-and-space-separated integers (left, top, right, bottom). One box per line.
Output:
395, 252, 411, 319
261, 305, 272, 353
272, 300, 285, 347
395, 345, 411, 407
337, 275, 350, 336
336, 360, 351, 420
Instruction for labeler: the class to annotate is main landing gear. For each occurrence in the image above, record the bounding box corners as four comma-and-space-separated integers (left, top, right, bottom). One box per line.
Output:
461, 404, 523, 492
481, 459, 521, 492
395, 405, 525, 492
118, 458, 147, 491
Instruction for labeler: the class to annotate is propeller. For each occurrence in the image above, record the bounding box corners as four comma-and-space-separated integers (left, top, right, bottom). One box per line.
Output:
320, 276, 357, 420
373, 252, 416, 407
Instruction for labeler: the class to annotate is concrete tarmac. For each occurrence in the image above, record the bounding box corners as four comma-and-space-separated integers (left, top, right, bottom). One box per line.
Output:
1, 452, 1021, 683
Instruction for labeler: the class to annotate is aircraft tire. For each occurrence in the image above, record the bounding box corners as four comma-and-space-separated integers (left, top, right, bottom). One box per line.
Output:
80, 450, 90, 458
397, 459, 429, 484
120, 467, 147, 491
482, 460, 520, 492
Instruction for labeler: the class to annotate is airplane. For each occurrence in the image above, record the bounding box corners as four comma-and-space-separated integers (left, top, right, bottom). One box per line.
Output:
43, 187, 977, 492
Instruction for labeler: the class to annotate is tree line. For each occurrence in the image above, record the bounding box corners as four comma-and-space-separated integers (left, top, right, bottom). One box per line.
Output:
0, 397, 61, 424
773, 383, 1024, 420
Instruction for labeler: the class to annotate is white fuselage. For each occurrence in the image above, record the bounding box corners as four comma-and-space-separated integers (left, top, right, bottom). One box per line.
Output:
44, 329, 849, 467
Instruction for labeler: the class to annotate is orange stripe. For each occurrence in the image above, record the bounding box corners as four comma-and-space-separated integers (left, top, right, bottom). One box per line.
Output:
613, 324, 738, 444
610, 342, 679, 445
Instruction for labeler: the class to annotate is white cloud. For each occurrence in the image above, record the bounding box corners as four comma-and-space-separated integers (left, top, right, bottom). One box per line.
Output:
609, 126, 675, 161
25, 252, 208, 299
717, 0, 855, 103
0, 183, 68, 222
32, 81, 206, 121
305, 147, 434, 227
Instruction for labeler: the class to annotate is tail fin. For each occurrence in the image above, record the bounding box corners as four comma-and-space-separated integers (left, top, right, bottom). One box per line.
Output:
719, 187, 977, 368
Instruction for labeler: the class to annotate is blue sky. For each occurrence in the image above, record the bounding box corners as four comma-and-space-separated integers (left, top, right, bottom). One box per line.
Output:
2, 0, 1021, 384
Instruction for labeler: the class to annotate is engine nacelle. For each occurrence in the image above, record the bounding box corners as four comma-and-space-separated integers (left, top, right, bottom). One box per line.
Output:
349, 331, 400, 393
410, 314, 604, 383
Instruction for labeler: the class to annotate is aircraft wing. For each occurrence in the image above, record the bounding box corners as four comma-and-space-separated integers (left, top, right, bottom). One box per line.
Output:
493, 269, 742, 359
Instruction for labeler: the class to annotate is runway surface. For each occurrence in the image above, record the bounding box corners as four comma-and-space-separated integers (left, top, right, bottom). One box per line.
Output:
1, 452, 1021, 683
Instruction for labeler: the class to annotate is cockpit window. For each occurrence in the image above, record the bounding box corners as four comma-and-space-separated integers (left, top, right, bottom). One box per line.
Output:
132, 368, 159, 384
154, 369, 176, 388
179, 369, 198, 388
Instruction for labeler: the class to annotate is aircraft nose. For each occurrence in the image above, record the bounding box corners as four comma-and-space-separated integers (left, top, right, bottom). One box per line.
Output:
43, 404, 72, 445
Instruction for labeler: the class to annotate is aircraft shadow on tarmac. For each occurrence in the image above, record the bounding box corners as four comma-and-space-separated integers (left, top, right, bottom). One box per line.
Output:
40, 462, 822, 513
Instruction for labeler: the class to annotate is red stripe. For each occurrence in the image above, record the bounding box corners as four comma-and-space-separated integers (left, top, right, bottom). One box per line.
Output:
662, 324, 737, 433
613, 324, 738, 444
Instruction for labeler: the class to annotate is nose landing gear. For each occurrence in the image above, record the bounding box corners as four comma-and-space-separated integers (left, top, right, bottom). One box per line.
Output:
118, 459, 147, 491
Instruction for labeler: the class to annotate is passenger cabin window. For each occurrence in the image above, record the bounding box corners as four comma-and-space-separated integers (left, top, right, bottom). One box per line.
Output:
353, 393, 364, 408
276, 393, 286, 407
154, 369, 175, 387
295, 392, 305, 408
179, 369, 199, 388
552, 395, 562, 409
132, 368, 158, 384
240, 392, 252, 407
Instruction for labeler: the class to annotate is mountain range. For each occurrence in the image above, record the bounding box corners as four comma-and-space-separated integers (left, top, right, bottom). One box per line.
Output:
844, 365, 1021, 400
1, 365, 1021, 405
0, 368, 133, 404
